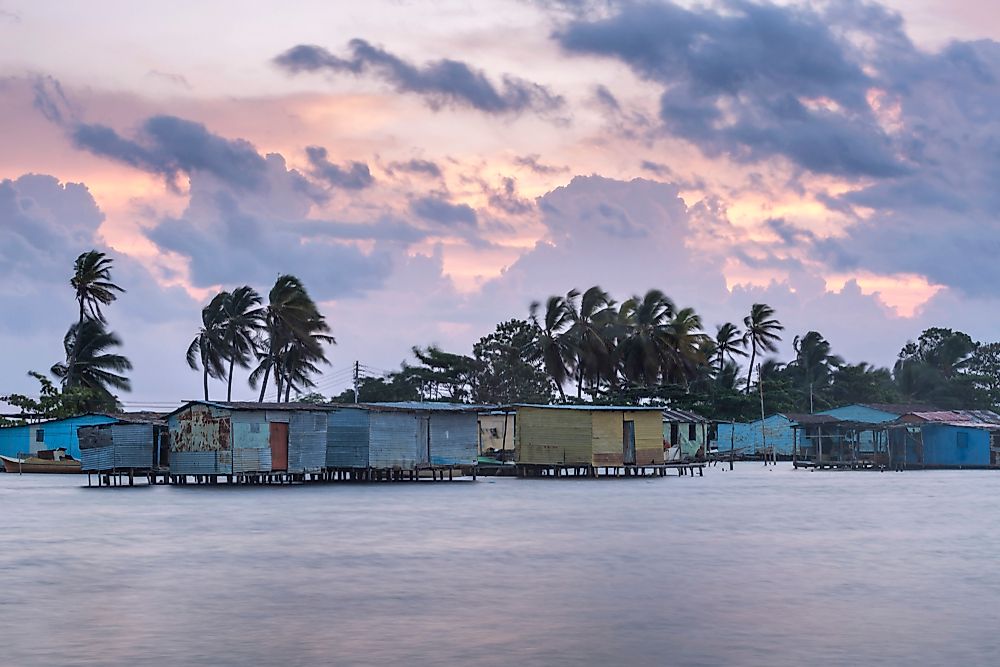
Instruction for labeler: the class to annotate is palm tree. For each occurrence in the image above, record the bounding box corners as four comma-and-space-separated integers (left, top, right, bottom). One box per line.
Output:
250, 275, 334, 402
618, 289, 676, 387
788, 331, 843, 412
187, 292, 229, 401
662, 307, 709, 386
71, 250, 125, 326
220, 286, 264, 401
566, 286, 617, 398
743, 303, 783, 394
529, 293, 575, 401
715, 322, 747, 374
51, 319, 132, 401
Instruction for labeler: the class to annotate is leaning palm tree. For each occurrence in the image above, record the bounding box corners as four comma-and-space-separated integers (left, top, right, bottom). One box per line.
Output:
71, 250, 125, 326
566, 286, 617, 398
187, 291, 229, 401
788, 331, 843, 412
662, 307, 709, 386
715, 322, 748, 374
220, 286, 265, 401
618, 289, 676, 387
529, 293, 575, 401
250, 275, 334, 402
743, 303, 784, 394
51, 319, 132, 401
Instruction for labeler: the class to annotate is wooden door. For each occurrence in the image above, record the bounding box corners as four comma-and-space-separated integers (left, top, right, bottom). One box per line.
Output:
270, 422, 289, 471
623, 420, 636, 465
417, 416, 430, 465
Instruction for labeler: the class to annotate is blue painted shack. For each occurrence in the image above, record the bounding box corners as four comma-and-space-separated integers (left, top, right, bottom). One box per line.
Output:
167, 401, 328, 477
0, 413, 117, 460
326, 402, 481, 470
715, 414, 798, 456
819, 404, 936, 452
892, 410, 1000, 468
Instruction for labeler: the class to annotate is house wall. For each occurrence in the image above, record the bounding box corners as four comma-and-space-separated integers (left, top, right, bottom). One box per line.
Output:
664, 421, 708, 458
230, 410, 272, 473
288, 411, 327, 473
0, 414, 117, 459
628, 410, 663, 465
716, 415, 796, 455
429, 413, 478, 466
478, 413, 515, 454
369, 411, 420, 468
819, 405, 899, 451
918, 425, 990, 466
326, 407, 370, 468
515, 407, 592, 465
169, 404, 233, 475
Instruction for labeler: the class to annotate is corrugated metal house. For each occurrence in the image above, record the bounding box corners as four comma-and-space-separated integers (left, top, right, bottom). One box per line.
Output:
892, 410, 1000, 467
0, 413, 118, 459
326, 402, 481, 470
662, 408, 709, 460
167, 401, 328, 476
818, 403, 936, 452
514, 405, 663, 466
715, 414, 798, 456
478, 411, 516, 455
79, 416, 168, 472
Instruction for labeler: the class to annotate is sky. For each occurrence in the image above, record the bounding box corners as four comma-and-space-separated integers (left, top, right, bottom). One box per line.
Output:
2, 0, 1000, 410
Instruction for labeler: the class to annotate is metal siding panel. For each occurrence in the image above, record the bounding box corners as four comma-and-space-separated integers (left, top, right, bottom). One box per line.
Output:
288, 411, 326, 473
326, 408, 370, 468
169, 450, 221, 475
428, 413, 478, 465
81, 445, 113, 471
478, 414, 515, 454
515, 407, 592, 465
170, 405, 231, 452
111, 423, 155, 468
232, 447, 272, 473
369, 412, 418, 468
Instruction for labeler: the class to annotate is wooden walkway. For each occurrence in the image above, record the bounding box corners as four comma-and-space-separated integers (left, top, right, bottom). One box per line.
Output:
86, 465, 472, 487
515, 462, 705, 478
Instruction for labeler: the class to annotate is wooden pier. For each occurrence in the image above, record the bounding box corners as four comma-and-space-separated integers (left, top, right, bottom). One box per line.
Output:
515, 462, 705, 478
86, 465, 473, 487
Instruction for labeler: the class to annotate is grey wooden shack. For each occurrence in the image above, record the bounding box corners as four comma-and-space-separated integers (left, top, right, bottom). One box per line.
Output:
166, 401, 328, 476
79, 416, 168, 473
326, 402, 481, 470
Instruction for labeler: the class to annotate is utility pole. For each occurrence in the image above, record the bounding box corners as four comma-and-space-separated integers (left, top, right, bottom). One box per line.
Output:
757, 363, 770, 465
353, 361, 360, 404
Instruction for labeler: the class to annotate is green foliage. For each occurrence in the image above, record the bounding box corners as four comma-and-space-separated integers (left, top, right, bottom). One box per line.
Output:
293, 392, 328, 404
0, 371, 118, 425
473, 319, 554, 404
330, 373, 421, 403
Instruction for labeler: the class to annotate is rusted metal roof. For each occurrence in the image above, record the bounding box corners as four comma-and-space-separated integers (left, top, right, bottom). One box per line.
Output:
900, 410, 1000, 425
165, 400, 333, 418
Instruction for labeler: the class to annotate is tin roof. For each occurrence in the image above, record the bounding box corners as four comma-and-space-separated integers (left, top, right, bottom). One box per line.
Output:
661, 407, 710, 423
508, 403, 664, 411
165, 400, 332, 418
858, 403, 940, 415
354, 401, 489, 413
785, 413, 842, 425
901, 410, 1000, 425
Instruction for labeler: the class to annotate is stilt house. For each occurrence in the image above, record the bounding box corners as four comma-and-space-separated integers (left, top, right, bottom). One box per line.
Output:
513, 405, 663, 466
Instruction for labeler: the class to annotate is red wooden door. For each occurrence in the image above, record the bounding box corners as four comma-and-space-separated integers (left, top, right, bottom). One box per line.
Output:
269, 422, 289, 471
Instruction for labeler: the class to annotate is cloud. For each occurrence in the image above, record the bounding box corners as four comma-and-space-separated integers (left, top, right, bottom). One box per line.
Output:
305, 146, 373, 189
555, 1, 906, 178
71, 115, 270, 190
514, 154, 568, 175
274, 39, 565, 115
410, 195, 478, 227
387, 158, 442, 179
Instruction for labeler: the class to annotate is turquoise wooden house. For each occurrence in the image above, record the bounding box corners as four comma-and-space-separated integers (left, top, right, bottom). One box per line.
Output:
891, 410, 1000, 468
715, 414, 798, 456
0, 413, 118, 459
818, 404, 935, 453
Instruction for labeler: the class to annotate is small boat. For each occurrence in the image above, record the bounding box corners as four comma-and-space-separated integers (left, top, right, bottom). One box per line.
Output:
0, 448, 82, 474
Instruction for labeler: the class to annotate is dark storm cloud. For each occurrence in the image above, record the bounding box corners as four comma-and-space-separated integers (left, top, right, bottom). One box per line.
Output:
274, 39, 564, 115
410, 195, 478, 226
72, 115, 268, 189
555, 1, 905, 178
305, 146, 374, 189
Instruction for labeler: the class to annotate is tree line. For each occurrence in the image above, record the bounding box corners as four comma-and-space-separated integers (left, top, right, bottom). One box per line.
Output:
329, 285, 1000, 421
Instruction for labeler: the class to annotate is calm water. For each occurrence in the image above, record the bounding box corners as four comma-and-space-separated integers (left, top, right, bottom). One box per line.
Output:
3, 464, 1000, 666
